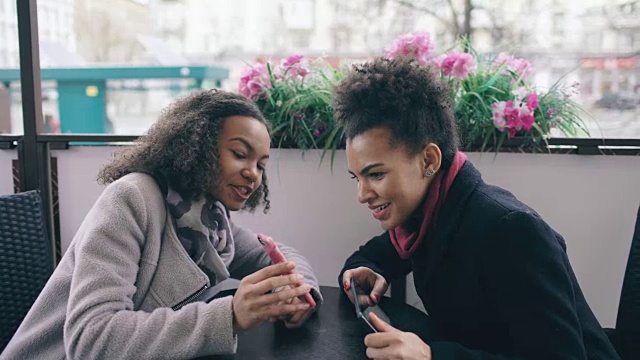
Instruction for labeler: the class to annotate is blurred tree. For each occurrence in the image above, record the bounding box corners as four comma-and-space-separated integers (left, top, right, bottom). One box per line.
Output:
390, 0, 473, 40
74, 0, 151, 63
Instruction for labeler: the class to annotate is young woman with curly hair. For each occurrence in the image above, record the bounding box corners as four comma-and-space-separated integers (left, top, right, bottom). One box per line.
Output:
2, 90, 322, 360
335, 57, 618, 360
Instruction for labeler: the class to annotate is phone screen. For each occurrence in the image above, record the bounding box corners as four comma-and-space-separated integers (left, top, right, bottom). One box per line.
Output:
350, 279, 391, 333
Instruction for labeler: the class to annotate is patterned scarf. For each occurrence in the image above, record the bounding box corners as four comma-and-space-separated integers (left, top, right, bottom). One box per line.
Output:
165, 187, 235, 285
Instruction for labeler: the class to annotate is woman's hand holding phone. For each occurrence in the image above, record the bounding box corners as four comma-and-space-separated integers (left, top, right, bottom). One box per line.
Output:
257, 234, 317, 328
344, 268, 426, 358
365, 312, 432, 360
268, 285, 316, 328
342, 267, 388, 306
232, 261, 312, 332
258, 234, 316, 309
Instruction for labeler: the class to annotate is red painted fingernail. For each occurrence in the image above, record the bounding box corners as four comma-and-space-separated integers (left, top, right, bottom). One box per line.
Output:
372, 294, 378, 302
344, 281, 350, 290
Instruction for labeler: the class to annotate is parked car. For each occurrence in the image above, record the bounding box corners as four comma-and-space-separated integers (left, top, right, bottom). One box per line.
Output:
595, 93, 639, 110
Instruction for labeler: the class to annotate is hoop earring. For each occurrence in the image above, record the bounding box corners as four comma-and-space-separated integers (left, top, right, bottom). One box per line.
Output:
425, 169, 436, 177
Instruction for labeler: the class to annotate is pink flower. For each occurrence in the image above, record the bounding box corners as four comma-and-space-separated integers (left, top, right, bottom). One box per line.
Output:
503, 101, 520, 137
385, 31, 435, 65
492, 98, 536, 138
526, 93, 538, 111
514, 86, 528, 100
510, 58, 533, 80
515, 104, 534, 131
494, 53, 534, 80
435, 51, 476, 80
238, 62, 270, 100
277, 55, 310, 78
563, 81, 580, 99
283, 55, 304, 66
492, 101, 508, 129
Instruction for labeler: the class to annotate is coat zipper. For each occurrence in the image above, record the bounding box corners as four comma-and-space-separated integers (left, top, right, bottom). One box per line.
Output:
172, 285, 208, 311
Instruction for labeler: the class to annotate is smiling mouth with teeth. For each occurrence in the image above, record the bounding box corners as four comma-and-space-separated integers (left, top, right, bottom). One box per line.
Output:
374, 203, 390, 213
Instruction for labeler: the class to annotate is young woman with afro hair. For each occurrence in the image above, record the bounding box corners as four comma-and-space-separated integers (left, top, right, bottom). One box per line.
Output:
336, 57, 618, 360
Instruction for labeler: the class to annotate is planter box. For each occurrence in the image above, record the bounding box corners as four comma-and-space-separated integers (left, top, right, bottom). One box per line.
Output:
48, 146, 640, 328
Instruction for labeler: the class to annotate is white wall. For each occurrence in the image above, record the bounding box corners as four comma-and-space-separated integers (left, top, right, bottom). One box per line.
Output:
53, 147, 640, 328
54, 146, 117, 249
468, 152, 638, 329
0, 149, 16, 195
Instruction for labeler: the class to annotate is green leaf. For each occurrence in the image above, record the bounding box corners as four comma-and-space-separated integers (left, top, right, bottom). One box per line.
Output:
477, 71, 505, 93
320, 125, 343, 168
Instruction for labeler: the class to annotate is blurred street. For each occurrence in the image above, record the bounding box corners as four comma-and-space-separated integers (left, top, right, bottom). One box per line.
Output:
580, 107, 640, 138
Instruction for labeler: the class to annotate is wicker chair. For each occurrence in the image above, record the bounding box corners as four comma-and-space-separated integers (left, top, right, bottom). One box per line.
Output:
0, 190, 54, 352
606, 205, 640, 360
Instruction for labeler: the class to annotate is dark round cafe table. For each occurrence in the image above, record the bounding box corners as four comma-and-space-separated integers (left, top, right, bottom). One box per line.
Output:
200, 286, 434, 360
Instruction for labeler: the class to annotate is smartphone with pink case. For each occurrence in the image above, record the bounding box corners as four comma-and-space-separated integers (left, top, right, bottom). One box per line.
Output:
257, 234, 316, 309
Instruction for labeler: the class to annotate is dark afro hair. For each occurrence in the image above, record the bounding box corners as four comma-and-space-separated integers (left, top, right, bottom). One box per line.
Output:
333, 56, 459, 169
97, 89, 272, 213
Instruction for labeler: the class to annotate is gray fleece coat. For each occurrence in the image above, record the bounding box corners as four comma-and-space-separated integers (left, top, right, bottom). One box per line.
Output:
1, 173, 322, 360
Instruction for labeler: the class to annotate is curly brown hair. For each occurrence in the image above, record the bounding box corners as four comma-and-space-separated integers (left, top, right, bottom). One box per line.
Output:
97, 89, 272, 213
333, 56, 459, 169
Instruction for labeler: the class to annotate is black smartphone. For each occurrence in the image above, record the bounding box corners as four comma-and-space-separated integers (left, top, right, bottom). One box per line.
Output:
350, 279, 391, 333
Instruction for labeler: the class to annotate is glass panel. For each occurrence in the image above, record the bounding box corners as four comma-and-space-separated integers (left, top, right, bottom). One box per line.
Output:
0, 0, 22, 135
29, 0, 638, 138
38, 0, 79, 134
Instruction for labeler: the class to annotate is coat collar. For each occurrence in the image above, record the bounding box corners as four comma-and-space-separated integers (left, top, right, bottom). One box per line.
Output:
413, 161, 483, 282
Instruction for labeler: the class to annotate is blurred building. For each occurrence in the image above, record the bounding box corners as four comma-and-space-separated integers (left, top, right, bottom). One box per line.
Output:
75, 0, 152, 64
0, 1, 18, 67
0, 0, 75, 68
580, 0, 639, 99
153, 0, 322, 60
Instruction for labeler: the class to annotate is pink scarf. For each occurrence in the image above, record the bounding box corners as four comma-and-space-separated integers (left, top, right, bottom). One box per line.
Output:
390, 151, 467, 259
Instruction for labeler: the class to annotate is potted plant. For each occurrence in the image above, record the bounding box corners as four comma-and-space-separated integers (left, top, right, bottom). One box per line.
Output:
238, 31, 589, 159
384, 32, 589, 152
238, 55, 344, 163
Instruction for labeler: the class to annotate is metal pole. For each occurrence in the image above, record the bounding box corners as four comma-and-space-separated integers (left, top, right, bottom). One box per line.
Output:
16, 0, 56, 264
16, 0, 43, 192
37, 142, 56, 264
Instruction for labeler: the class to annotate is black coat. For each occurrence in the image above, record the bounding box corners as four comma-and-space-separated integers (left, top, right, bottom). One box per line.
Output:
340, 162, 619, 359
